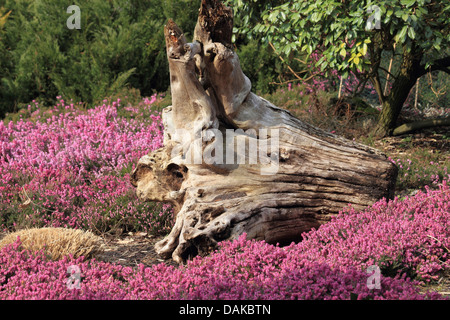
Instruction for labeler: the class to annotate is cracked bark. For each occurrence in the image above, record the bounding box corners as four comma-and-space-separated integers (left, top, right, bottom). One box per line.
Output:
131, 0, 398, 264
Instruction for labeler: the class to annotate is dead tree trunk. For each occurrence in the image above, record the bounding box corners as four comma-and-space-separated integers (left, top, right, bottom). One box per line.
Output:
131, 0, 398, 264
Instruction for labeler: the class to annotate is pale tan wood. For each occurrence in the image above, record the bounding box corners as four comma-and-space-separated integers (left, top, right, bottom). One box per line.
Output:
131, 0, 398, 264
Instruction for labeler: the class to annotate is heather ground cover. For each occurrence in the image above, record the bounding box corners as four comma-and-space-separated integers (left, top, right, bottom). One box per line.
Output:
1, 0, 449, 302
0, 183, 448, 299
0, 89, 449, 300
0, 232, 444, 300
0, 95, 173, 234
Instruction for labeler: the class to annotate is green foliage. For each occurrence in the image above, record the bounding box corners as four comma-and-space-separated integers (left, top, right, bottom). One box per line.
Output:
224, 0, 285, 43
225, 1, 308, 93
228, 0, 449, 78
0, 6, 10, 29
228, 0, 449, 137
0, 0, 200, 118
235, 39, 283, 93
0, 7, 11, 114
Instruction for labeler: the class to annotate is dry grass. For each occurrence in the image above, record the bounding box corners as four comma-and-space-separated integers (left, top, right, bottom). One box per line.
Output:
0, 227, 104, 260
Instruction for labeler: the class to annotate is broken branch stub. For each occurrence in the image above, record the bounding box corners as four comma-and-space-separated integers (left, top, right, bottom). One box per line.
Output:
131, 0, 398, 264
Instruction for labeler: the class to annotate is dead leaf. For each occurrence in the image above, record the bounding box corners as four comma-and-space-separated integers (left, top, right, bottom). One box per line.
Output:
19, 199, 32, 209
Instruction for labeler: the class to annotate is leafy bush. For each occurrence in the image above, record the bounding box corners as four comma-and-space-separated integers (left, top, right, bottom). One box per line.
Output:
235, 39, 308, 94
0, 0, 200, 117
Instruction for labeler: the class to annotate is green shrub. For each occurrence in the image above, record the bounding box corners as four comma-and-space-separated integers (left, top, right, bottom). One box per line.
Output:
0, 0, 200, 118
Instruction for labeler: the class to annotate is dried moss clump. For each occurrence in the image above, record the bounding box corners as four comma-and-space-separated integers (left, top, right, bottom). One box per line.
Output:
0, 227, 103, 260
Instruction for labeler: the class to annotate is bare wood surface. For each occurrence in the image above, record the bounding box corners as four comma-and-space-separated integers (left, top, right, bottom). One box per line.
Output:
131, 0, 398, 264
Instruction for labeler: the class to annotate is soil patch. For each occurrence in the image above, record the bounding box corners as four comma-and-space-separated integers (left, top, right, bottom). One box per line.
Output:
373, 127, 450, 159
96, 232, 178, 268
0, 231, 178, 268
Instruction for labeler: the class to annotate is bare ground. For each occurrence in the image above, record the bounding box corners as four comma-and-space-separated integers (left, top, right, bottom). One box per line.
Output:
96, 232, 178, 268
373, 127, 450, 160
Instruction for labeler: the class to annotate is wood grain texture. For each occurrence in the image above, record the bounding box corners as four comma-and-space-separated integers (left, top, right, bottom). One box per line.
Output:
131, 0, 398, 264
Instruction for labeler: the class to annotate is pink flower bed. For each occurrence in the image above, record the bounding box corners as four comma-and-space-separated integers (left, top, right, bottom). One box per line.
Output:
285, 183, 450, 282
0, 93, 448, 300
1, 184, 448, 300
0, 96, 172, 233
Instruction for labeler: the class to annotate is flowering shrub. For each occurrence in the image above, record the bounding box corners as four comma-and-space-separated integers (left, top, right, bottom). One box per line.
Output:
389, 155, 449, 191
0, 95, 172, 233
0, 184, 447, 300
0, 235, 443, 300
286, 183, 449, 282
0, 91, 448, 300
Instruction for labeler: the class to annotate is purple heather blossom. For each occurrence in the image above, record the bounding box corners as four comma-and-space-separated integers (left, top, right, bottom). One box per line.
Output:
0, 184, 448, 300
0, 95, 169, 232
0, 93, 448, 300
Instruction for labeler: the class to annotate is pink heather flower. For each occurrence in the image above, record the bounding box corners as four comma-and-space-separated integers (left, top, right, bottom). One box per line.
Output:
0, 184, 448, 300
0, 98, 165, 231
0, 93, 447, 300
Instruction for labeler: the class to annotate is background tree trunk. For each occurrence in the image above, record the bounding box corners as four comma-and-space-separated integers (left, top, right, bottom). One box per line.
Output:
372, 47, 421, 138
131, 0, 398, 264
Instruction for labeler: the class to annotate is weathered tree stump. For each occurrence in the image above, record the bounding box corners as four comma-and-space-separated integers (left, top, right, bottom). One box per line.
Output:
131, 0, 398, 264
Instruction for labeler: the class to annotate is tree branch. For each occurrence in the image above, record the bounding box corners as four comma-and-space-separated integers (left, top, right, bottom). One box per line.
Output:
378, 66, 397, 80
417, 56, 450, 78
367, 37, 386, 104
371, 74, 386, 104
393, 116, 450, 136
269, 42, 305, 82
